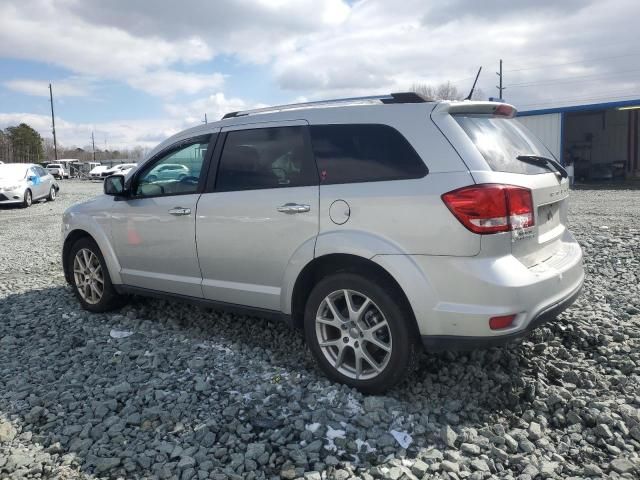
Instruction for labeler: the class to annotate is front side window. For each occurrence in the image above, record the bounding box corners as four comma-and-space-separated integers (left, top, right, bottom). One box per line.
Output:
134, 137, 210, 197
309, 124, 427, 185
215, 127, 317, 192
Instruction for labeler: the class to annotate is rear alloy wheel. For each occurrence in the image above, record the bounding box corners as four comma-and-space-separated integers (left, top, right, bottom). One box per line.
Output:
305, 273, 418, 393
48, 186, 57, 201
69, 237, 124, 312
22, 189, 32, 208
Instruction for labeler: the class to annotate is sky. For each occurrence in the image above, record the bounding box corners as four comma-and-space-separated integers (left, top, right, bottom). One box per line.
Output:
1, 0, 639, 152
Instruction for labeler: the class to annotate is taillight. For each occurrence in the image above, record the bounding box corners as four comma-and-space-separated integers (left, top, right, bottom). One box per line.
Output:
441, 184, 534, 234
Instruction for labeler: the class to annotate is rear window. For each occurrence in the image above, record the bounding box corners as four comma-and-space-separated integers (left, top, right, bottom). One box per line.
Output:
309, 124, 427, 184
454, 115, 552, 174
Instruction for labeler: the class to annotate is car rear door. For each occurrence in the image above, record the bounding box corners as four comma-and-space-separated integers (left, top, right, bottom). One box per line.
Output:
195, 121, 319, 311
109, 134, 217, 297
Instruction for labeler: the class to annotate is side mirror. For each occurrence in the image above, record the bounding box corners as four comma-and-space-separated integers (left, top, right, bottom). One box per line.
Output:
104, 174, 126, 196
27, 175, 37, 182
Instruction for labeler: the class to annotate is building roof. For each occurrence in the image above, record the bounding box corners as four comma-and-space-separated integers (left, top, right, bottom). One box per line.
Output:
518, 98, 640, 116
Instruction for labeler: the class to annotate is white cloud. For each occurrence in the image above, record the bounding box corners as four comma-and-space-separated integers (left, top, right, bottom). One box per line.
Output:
127, 71, 225, 97
4, 77, 93, 97
0, 92, 263, 152
2, 0, 640, 152
0, 0, 215, 97
0, 112, 179, 151
165, 92, 266, 125
270, 0, 640, 108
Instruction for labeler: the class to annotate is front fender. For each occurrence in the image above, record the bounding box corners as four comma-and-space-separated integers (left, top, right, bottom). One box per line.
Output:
63, 206, 122, 285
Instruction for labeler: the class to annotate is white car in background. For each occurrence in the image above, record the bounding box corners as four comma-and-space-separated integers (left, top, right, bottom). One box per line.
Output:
146, 163, 189, 182
89, 165, 112, 180
101, 163, 138, 178
0, 163, 58, 207
46, 163, 69, 179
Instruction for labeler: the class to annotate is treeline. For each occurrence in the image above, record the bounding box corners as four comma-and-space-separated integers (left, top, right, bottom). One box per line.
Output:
0, 123, 145, 164
0, 124, 44, 164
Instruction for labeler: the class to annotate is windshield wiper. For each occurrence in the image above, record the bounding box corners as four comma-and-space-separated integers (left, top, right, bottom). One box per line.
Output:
516, 155, 568, 178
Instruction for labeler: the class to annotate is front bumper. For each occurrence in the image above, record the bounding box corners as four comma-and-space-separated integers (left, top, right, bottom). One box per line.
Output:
421, 278, 583, 351
0, 189, 25, 204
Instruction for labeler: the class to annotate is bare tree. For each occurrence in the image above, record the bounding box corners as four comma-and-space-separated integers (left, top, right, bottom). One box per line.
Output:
412, 81, 484, 101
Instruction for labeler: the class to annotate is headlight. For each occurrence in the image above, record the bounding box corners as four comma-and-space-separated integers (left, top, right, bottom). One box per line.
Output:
1, 184, 21, 191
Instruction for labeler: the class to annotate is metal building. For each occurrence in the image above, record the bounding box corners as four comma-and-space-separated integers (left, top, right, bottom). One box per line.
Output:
517, 99, 640, 181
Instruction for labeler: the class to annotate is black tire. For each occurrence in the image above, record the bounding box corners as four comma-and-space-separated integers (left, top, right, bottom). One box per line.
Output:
22, 189, 32, 208
47, 186, 57, 201
68, 237, 124, 313
304, 272, 419, 394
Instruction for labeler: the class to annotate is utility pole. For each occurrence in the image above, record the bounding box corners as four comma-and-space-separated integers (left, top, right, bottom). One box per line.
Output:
92, 131, 96, 162
49, 83, 58, 161
203, 113, 208, 124
496, 59, 505, 100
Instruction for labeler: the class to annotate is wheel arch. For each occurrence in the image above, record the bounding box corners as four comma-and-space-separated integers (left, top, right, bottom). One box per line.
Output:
289, 253, 419, 335
62, 228, 122, 286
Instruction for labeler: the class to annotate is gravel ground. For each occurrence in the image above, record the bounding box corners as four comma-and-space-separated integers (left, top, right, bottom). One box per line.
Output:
1, 181, 639, 480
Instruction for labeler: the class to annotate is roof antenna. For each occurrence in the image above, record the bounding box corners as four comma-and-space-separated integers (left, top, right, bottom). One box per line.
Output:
465, 66, 482, 100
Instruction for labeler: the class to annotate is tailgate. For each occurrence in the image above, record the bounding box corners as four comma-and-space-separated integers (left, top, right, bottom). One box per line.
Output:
473, 170, 571, 267
431, 102, 573, 268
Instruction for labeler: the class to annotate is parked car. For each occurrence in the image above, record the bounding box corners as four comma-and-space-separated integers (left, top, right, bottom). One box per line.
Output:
46, 163, 69, 179
101, 163, 138, 178
146, 163, 189, 182
89, 165, 112, 180
0, 163, 59, 207
61, 94, 584, 392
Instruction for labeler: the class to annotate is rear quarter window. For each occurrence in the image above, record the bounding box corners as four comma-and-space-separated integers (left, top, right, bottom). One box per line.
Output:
309, 124, 427, 184
454, 115, 552, 175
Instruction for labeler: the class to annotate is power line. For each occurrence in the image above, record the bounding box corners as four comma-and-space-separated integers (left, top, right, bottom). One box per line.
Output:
517, 91, 640, 109
507, 68, 640, 88
505, 51, 640, 73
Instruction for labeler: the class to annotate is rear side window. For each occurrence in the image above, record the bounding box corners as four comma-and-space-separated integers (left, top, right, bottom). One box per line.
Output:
216, 127, 317, 192
309, 124, 427, 185
454, 116, 551, 174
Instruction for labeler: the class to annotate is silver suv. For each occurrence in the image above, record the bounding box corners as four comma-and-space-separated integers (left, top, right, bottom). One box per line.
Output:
62, 93, 584, 392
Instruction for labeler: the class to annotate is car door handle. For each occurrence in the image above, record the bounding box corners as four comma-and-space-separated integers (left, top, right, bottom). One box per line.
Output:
277, 203, 311, 214
168, 207, 191, 216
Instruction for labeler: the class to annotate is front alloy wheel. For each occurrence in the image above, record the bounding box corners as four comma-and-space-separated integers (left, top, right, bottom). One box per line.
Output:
73, 248, 104, 304
23, 189, 32, 207
69, 237, 123, 312
316, 289, 392, 380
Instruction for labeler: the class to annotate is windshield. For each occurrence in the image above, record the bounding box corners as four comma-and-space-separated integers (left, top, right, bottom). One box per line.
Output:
455, 115, 553, 174
46, 164, 61, 168
0, 164, 28, 181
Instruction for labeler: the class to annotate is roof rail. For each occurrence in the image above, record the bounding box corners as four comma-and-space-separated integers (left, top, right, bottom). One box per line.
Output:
222, 92, 427, 119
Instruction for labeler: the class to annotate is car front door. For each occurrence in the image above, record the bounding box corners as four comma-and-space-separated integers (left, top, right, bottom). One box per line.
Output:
36, 166, 54, 197
28, 167, 47, 199
110, 134, 217, 297
196, 122, 319, 311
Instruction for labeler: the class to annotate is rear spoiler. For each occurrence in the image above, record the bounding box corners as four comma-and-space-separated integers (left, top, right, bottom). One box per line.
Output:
433, 101, 517, 118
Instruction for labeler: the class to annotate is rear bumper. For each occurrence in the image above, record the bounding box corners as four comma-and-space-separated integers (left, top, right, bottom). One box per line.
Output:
421, 278, 583, 351
373, 229, 584, 350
